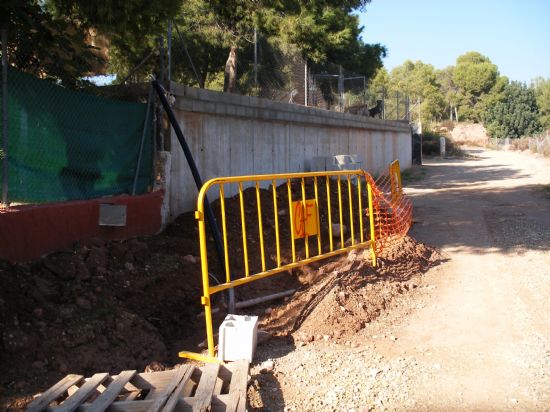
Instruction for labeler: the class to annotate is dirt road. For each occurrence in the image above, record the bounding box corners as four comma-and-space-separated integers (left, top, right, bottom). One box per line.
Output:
252, 148, 550, 411
381, 148, 550, 410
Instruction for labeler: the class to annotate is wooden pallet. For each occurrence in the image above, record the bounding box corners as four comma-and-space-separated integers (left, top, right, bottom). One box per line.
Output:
27, 360, 249, 412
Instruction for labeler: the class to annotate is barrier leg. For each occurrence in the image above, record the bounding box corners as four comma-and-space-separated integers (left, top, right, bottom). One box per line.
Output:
367, 181, 377, 267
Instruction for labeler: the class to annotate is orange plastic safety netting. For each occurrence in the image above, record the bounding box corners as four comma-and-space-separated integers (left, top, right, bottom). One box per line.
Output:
365, 168, 413, 255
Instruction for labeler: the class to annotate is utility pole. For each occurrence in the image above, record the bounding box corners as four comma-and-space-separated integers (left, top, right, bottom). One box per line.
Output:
338, 65, 344, 112
167, 20, 172, 84
253, 28, 258, 93
396, 91, 400, 120
304, 59, 308, 106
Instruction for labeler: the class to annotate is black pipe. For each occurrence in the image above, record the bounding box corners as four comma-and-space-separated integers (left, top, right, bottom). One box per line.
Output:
152, 80, 232, 308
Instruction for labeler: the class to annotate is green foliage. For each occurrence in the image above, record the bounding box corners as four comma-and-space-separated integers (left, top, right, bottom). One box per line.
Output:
532, 77, 550, 129
484, 81, 542, 139
0, 0, 102, 88
386, 60, 446, 124
453, 52, 499, 122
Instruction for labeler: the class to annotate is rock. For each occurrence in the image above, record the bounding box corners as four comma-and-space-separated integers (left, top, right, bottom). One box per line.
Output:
32, 360, 46, 369
331, 223, 347, 238
76, 297, 92, 310
128, 240, 149, 263
110, 242, 128, 261
260, 360, 274, 374
323, 335, 330, 341
86, 247, 108, 269
183, 255, 197, 264
145, 361, 166, 372
390, 335, 397, 341
58, 362, 68, 374
44, 256, 77, 280
370, 368, 381, 378
124, 262, 136, 273
75, 261, 91, 281
33, 308, 44, 319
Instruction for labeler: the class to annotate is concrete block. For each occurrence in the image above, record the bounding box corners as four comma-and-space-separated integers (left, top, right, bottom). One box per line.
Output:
218, 314, 258, 362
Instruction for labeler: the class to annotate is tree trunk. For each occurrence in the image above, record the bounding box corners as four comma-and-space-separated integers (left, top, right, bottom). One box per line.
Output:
224, 45, 238, 93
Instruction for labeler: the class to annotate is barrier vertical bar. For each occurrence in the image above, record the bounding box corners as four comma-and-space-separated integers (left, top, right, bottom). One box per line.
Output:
272, 180, 281, 267
256, 181, 266, 272
196, 203, 215, 357
358, 176, 364, 243
367, 181, 377, 267
314, 176, 322, 255
347, 175, 355, 245
219, 184, 231, 283
287, 179, 296, 262
337, 176, 344, 248
301, 177, 309, 259
326, 176, 333, 252
239, 182, 249, 276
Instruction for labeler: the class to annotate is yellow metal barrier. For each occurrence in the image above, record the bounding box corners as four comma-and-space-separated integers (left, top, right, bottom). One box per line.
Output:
180, 170, 379, 363
389, 160, 403, 202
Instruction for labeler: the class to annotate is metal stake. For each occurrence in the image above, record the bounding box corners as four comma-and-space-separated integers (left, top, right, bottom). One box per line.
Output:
2, 29, 8, 206
132, 85, 153, 195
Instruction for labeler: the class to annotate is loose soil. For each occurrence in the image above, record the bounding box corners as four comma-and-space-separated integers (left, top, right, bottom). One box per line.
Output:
0, 177, 437, 411
2, 147, 549, 411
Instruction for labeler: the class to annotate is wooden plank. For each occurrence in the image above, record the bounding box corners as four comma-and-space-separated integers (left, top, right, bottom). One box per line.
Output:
161, 366, 195, 412
132, 370, 180, 389
80, 399, 194, 412
180, 377, 196, 398
225, 360, 249, 412
213, 378, 224, 395
27, 374, 84, 412
192, 363, 220, 412
56, 373, 109, 412
147, 365, 193, 412
78, 400, 152, 412
87, 370, 137, 412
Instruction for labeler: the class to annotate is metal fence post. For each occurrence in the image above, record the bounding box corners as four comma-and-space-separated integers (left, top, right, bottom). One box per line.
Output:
167, 20, 172, 84
132, 85, 153, 195
1, 29, 8, 206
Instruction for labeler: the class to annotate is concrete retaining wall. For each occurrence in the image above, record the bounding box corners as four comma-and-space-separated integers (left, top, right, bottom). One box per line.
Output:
168, 83, 412, 219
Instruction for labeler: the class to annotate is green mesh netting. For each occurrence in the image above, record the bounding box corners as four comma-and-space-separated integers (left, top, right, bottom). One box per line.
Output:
0, 68, 153, 203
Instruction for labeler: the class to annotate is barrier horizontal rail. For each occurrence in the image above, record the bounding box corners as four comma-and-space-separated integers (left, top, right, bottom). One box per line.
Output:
181, 162, 411, 363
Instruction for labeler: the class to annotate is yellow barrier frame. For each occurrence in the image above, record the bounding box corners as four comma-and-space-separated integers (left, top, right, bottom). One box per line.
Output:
389, 160, 403, 202
180, 170, 378, 363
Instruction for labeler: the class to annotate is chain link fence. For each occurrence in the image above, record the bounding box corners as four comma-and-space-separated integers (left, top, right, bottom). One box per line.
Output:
0, 29, 154, 206
488, 134, 550, 157
167, 28, 411, 119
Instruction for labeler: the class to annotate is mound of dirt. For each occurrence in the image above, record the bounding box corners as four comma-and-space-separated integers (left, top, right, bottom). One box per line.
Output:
261, 236, 444, 341
450, 123, 489, 146
0, 181, 442, 411
0, 212, 205, 410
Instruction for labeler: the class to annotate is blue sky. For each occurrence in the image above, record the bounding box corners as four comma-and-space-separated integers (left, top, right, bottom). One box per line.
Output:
358, 0, 550, 83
